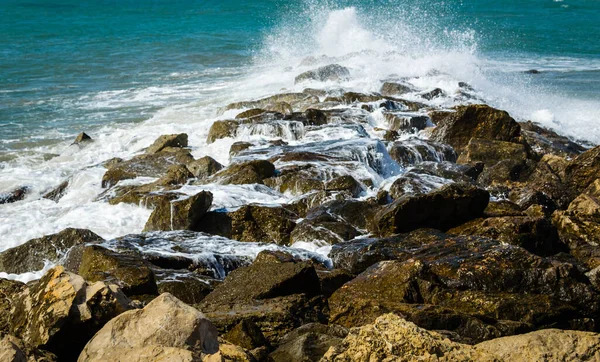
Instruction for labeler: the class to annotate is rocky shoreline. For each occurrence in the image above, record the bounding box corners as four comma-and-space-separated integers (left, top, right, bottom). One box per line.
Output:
2, 63, 600, 361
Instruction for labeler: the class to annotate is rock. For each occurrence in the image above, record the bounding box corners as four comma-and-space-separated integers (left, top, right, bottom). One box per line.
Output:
328, 233, 599, 342
420, 87, 446, 100
520, 121, 586, 157
235, 108, 267, 119
146, 133, 188, 154
457, 138, 529, 167
264, 165, 325, 196
317, 269, 354, 298
477, 159, 536, 186
566, 146, 600, 198
447, 216, 566, 256
10, 267, 132, 361
42, 180, 69, 202
229, 142, 253, 157
223, 320, 269, 350
265, 102, 293, 115
0, 279, 26, 333
155, 164, 193, 186
78, 293, 219, 362
388, 138, 456, 166
223, 93, 319, 114
411, 161, 480, 183
210, 160, 276, 185
388, 171, 452, 199
207, 120, 238, 143
73, 132, 92, 144
0, 334, 57, 362
430, 104, 523, 157
269, 323, 347, 362
291, 213, 360, 246
157, 275, 216, 305
371, 183, 489, 236
143, 191, 213, 232
321, 314, 494, 362
484, 200, 524, 217
476, 328, 600, 362
201, 252, 320, 305
383, 112, 429, 132
101, 148, 194, 188
380, 82, 412, 96
0, 186, 29, 205
77, 245, 158, 297
324, 175, 364, 198
204, 341, 256, 362
294, 64, 350, 84
196, 205, 297, 245
0, 228, 103, 274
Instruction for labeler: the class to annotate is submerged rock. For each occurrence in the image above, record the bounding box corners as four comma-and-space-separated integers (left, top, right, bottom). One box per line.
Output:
42, 180, 70, 202
73, 132, 92, 144
0, 186, 29, 205
78, 293, 219, 362
0, 228, 103, 275
380, 81, 413, 96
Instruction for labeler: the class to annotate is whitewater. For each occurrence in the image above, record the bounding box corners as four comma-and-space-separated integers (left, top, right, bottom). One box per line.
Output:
1, 4, 599, 281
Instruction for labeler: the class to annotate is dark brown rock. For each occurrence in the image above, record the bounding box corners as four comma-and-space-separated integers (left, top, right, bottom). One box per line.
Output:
143, 191, 213, 232
210, 160, 276, 185
380, 82, 412, 96
146, 133, 188, 154
187, 156, 224, 179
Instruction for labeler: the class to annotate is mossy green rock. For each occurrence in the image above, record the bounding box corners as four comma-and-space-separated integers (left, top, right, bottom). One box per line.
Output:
0, 228, 103, 274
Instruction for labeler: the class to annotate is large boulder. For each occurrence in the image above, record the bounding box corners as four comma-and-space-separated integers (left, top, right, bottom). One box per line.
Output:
0, 334, 57, 362
371, 183, 489, 236
388, 138, 457, 166
0, 228, 103, 274
143, 191, 213, 232
9, 267, 132, 361
146, 133, 188, 154
430, 104, 523, 156
380, 81, 413, 96
187, 156, 224, 179
269, 323, 347, 362
78, 293, 219, 362
457, 138, 528, 167
196, 205, 297, 245
294, 64, 350, 84
77, 245, 158, 297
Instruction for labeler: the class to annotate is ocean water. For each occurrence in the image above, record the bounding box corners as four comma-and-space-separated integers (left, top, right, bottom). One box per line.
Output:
1, 0, 599, 280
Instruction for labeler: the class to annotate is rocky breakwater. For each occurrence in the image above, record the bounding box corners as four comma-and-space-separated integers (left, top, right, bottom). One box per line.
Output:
3, 64, 600, 360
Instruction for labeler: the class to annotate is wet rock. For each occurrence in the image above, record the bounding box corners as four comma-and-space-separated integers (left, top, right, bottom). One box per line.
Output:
317, 269, 354, 298
196, 205, 298, 245
146, 133, 188, 154
419, 87, 446, 100
78, 293, 219, 362
42, 180, 69, 202
321, 314, 494, 361
229, 141, 253, 157
383, 112, 429, 132
0, 279, 26, 333
412, 161, 480, 183
388, 171, 452, 199
457, 138, 529, 167
264, 165, 325, 196
265, 101, 293, 115
324, 175, 364, 197
477, 159, 536, 186
223, 320, 269, 350
448, 216, 566, 256
269, 323, 347, 362
0, 186, 29, 205
77, 245, 158, 297
207, 120, 239, 143
520, 121, 586, 157
0, 228, 103, 274
388, 138, 456, 166
101, 148, 194, 188
484, 200, 524, 217
157, 274, 216, 305
10, 267, 132, 361
235, 108, 267, 119
372, 183, 489, 236
291, 213, 361, 246
380, 81, 413, 96
430, 104, 523, 156
73, 132, 92, 144
143, 191, 213, 232
210, 160, 276, 185
294, 64, 350, 84
223, 93, 319, 114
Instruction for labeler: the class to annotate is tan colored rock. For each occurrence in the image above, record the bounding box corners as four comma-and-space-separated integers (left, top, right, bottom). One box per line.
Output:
203, 341, 255, 362
0, 335, 26, 362
78, 293, 219, 362
147, 133, 188, 154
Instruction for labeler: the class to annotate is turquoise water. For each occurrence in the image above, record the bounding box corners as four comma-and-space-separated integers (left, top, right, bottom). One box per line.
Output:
1, 0, 599, 151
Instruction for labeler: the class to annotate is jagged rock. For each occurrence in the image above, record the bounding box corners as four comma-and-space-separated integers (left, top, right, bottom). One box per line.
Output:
222, 93, 319, 114
420, 88, 446, 100
294, 64, 350, 84
0, 280, 26, 333
380, 82, 412, 96
157, 275, 216, 305
77, 245, 158, 297
264, 165, 325, 196
78, 293, 219, 362
324, 175, 364, 198
73, 132, 92, 144
388, 138, 456, 166
447, 216, 566, 256
520, 121, 586, 157
321, 314, 495, 361
328, 232, 599, 342
269, 323, 347, 362
143, 191, 213, 232
210, 160, 275, 185
484, 200, 524, 217
204, 340, 255, 362
229, 142, 253, 157
101, 148, 194, 188
0, 186, 29, 205
10, 267, 132, 361
430, 104, 523, 156
0, 228, 103, 274
388, 171, 452, 199
411, 161, 480, 183
223, 320, 269, 350
566, 146, 600, 198
42, 180, 69, 202
371, 183, 489, 236
187, 157, 224, 179
457, 138, 528, 166
477, 159, 536, 186
383, 112, 429, 132
146, 133, 188, 154
317, 269, 354, 298
291, 213, 360, 246
207, 120, 239, 143
0, 334, 57, 362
